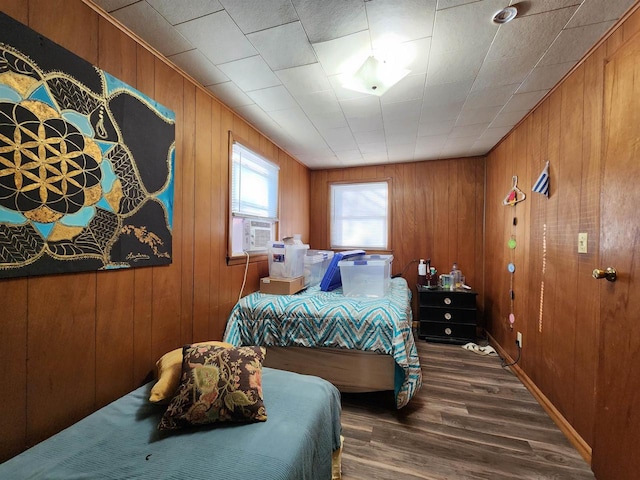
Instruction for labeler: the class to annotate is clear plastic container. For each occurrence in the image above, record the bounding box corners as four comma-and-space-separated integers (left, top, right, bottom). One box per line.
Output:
268, 242, 309, 278
304, 249, 334, 286
338, 254, 393, 297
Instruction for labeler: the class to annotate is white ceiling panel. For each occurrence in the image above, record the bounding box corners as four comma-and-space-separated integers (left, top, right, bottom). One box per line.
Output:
167, 50, 228, 86
146, 0, 223, 25
291, 0, 368, 43
517, 61, 575, 93
276, 63, 333, 95
98, 0, 633, 168
246, 85, 298, 112
539, 21, 616, 66
247, 22, 317, 71
110, 2, 192, 56
219, 0, 298, 34
176, 11, 257, 65
218, 56, 281, 92
366, 0, 436, 47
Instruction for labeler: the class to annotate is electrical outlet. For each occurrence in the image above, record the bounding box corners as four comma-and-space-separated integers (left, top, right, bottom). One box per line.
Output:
516, 332, 523, 348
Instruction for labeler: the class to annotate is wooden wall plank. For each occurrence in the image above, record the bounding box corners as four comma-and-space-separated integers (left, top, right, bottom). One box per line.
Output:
0, 0, 28, 22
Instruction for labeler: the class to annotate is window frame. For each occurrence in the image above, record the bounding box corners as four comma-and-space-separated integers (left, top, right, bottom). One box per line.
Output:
328, 179, 392, 252
227, 132, 279, 263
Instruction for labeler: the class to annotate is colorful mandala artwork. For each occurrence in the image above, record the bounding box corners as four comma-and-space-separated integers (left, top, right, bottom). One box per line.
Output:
0, 12, 175, 279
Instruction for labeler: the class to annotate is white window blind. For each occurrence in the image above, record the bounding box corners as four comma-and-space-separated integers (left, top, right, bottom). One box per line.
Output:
330, 181, 389, 249
231, 142, 279, 220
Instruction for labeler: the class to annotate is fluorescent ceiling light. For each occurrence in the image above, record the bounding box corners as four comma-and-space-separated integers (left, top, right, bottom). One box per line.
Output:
342, 55, 410, 97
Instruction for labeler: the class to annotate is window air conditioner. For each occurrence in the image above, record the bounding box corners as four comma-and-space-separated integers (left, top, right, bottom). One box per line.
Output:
243, 218, 274, 252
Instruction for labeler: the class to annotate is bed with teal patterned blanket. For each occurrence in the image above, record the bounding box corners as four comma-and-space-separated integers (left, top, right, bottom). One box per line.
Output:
223, 277, 422, 408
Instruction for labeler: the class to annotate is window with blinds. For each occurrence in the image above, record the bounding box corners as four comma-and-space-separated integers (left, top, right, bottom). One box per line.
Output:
330, 180, 390, 250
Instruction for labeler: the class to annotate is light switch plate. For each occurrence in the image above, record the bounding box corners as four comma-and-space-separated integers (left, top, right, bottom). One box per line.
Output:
578, 232, 588, 253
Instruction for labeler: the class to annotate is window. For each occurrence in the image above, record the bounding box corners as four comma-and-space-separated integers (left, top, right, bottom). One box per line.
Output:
330, 180, 390, 249
229, 136, 279, 257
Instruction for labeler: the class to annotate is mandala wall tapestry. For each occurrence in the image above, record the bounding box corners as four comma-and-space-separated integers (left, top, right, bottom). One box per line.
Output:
0, 12, 175, 279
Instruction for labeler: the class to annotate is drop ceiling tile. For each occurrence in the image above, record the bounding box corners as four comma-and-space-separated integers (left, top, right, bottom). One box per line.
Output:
430, 0, 504, 54
347, 114, 385, 133
327, 74, 371, 101
233, 104, 283, 135
146, 0, 223, 25
420, 102, 464, 123
176, 11, 257, 65
246, 85, 298, 112
294, 90, 341, 115
418, 118, 455, 137
292, 0, 368, 43
396, 37, 431, 75
463, 83, 520, 110
422, 80, 473, 108
490, 110, 528, 128
353, 130, 385, 145
443, 135, 476, 150
269, 106, 318, 134
450, 123, 489, 138
514, 1, 581, 17
308, 110, 349, 130
382, 100, 422, 123
426, 47, 485, 86
206, 82, 254, 108
362, 151, 389, 164
386, 132, 418, 146
477, 125, 513, 142
110, 2, 193, 56
567, 0, 636, 27
219, 0, 298, 33
539, 21, 616, 66
472, 56, 534, 91
384, 117, 419, 136
435, 0, 477, 10
91, 0, 138, 12
218, 56, 281, 92
380, 73, 426, 105
485, 7, 578, 64
312, 31, 371, 77
322, 127, 358, 150
247, 22, 317, 71
414, 135, 446, 158
276, 63, 332, 95
455, 105, 502, 126
517, 61, 575, 93
340, 96, 382, 120
501, 90, 549, 113
366, 0, 436, 47
167, 50, 228, 86
335, 150, 364, 163
387, 143, 416, 162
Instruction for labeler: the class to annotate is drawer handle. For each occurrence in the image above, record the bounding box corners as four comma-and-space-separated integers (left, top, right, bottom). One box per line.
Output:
444, 312, 452, 320
444, 327, 452, 335
444, 297, 452, 305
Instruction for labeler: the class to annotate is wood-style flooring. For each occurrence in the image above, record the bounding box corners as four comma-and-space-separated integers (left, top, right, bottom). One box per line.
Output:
338, 341, 595, 480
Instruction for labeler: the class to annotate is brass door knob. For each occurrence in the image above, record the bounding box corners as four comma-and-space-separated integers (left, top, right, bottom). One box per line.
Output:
592, 267, 617, 282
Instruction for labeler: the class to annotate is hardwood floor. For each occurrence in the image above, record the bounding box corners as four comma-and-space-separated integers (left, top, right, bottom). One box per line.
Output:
338, 341, 595, 480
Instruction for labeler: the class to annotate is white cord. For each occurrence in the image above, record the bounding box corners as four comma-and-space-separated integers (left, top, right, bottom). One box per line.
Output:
238, 251, 250, 302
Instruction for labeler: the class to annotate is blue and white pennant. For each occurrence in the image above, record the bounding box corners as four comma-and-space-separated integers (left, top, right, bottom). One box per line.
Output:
532, 161, 550, 197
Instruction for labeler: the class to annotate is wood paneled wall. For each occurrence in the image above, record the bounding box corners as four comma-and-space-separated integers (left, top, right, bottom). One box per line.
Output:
309, 158, 485, 324
484, 5, 640, 454
0, 0, 309, 462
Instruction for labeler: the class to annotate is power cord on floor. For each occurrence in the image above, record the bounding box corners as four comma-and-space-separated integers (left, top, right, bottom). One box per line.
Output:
500, 342, 521, 368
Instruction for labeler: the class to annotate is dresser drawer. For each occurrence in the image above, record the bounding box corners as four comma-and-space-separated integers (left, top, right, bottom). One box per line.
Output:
419, 290, 477, 308
419, 306, 476, 324
419, 321, 475, 343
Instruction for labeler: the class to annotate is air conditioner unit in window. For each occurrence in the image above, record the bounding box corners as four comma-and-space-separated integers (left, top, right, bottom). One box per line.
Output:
243, 218, 275, 252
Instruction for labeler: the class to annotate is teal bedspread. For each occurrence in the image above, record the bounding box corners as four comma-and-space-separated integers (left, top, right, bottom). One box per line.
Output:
224, 277, 422, 408
0, 368, 342, 480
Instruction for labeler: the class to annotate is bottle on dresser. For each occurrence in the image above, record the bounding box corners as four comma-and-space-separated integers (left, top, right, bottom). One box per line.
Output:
450, 262, 463, 290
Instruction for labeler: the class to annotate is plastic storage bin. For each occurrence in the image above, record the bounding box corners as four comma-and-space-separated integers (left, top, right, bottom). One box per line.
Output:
304, 250, 334, 286
338, 254, 393, 297
268, 242, 309, 278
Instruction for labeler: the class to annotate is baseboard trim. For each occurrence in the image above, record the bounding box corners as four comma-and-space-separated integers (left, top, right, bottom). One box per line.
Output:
488, 333, 593, 466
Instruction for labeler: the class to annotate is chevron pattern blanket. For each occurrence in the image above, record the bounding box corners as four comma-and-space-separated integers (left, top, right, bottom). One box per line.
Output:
223, 277, 422, 408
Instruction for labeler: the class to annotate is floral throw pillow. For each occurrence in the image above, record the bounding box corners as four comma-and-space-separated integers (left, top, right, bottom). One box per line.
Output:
159, 344, 267, 430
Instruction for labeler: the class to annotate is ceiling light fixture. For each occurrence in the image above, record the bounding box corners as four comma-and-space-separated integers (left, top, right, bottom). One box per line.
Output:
492, 6, 518, 24
342, 55, 410, 97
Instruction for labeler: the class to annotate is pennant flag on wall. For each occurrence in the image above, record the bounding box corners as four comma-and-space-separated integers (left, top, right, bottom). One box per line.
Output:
532, 161, 550, 197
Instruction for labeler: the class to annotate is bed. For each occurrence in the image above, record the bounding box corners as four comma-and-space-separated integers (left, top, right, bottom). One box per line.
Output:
0, 367, 343, 480
223, 277, 422, 408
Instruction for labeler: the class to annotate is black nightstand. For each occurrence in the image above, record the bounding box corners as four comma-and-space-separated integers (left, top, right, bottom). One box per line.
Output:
417, 286, 478, 344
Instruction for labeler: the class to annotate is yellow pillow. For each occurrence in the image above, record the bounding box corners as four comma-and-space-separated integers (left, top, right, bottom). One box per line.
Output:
149, 341, 233, 404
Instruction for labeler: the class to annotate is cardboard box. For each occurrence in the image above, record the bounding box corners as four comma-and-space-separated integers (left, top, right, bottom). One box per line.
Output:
260, 276, 306, 295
